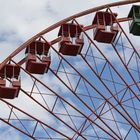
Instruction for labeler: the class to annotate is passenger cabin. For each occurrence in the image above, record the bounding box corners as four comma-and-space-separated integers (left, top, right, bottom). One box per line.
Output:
92, 11, 119, 43
58, 23, 84, 56
0, 64, 21, 99
128, 5, 140, 36
25, 40, 51, 74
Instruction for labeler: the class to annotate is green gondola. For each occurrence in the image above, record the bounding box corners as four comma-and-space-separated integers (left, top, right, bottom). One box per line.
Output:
128, 5, 140, 36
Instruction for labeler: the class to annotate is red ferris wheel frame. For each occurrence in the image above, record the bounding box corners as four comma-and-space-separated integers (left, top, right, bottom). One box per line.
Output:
0, 0, 140, 140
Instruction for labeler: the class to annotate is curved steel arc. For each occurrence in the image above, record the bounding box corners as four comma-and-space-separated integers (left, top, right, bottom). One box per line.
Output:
0, 0, 139, 69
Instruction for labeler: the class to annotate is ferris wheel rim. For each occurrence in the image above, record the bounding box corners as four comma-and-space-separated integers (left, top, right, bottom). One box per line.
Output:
0, 0, 140, 69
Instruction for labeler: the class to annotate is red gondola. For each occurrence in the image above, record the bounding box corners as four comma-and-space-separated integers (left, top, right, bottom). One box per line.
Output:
26, 54, 51, 74
59, 37, 84, 56
0, 79, 20, 99
0, 63, 21, 99
58, 23, 84, 56
93, 11, 119, 43
25, 39, 51, 74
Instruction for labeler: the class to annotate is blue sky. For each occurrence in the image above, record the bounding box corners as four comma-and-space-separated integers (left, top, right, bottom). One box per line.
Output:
0, 0, 139, 140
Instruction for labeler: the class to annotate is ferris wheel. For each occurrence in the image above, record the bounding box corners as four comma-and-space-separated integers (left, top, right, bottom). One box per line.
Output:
0, 0, 139, 140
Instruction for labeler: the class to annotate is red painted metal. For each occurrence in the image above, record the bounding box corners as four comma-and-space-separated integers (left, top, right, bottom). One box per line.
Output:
12, 80, 21, 97
0, 63, 20, 99
0, 86, 18, 99
0, 98, 71, 140
92, 11, 118, 25
0, 64, 20, 79
59, 37, 84, 56
58, 23, 84, 56
93, 11, 119, 43
25, 39, 51, 74
25, 54, 50, 74
12, 59, 120, 140
25, 40, 50, 55
0, 0, 139, 139
74, 19, 140, 132
0, 79, 20, 99
75, 19, 140, 100
49, 40, 140, 133
108, 7, 140, 59
94, 28, 118, 43
58, 23, 83, 37
0, 0, 139, 69
0, 79, 6, 86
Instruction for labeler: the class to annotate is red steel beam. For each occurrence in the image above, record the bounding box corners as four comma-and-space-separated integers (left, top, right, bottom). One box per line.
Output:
0, 99, 71, 139
74, 18, 140, 104
11, 59, 119, 140
0, 0, 139, 70
49, 41, 140, 133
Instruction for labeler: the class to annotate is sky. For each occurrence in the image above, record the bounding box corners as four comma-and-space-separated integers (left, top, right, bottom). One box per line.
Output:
0, 0, 140, 140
